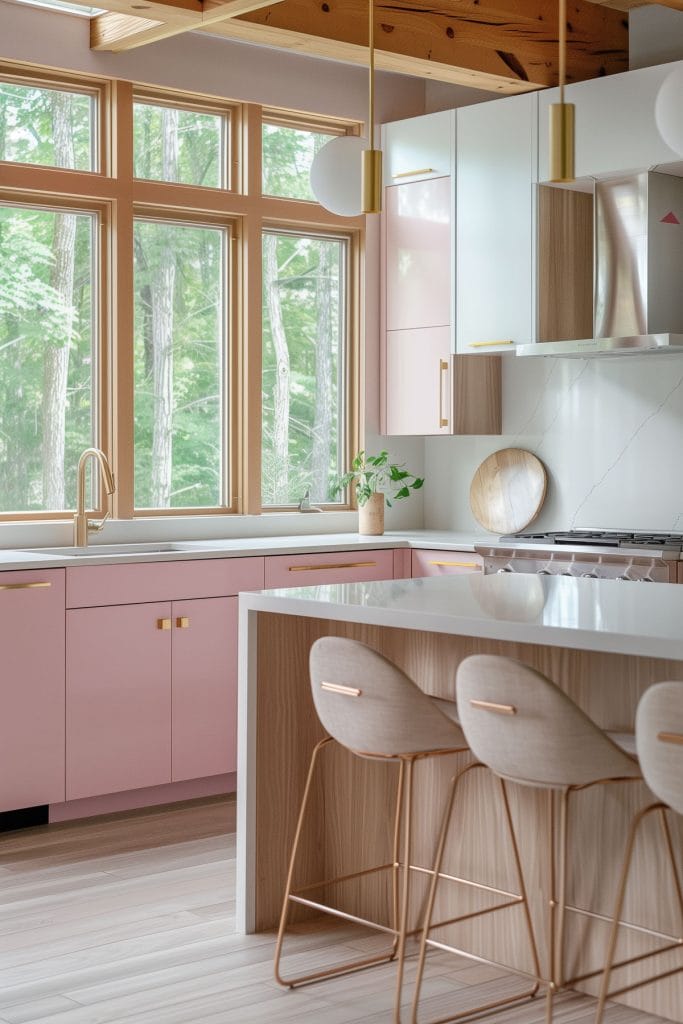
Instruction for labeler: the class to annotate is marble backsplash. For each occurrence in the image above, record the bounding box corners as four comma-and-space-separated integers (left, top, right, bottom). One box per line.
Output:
424, 353, 683, 534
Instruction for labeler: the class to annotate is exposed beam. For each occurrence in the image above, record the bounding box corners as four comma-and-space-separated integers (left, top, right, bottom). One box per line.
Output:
206, 0, 629, 92
91, 0, 285, 51
587, 0, 683, 10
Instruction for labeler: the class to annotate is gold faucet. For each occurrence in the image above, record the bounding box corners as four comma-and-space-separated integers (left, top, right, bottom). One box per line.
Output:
73, 448, 116, 547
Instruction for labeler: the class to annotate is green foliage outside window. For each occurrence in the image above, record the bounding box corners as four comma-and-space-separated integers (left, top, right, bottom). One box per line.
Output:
133, 102, 226, 189
0, 81, 93, 170
262, 122, 334, 202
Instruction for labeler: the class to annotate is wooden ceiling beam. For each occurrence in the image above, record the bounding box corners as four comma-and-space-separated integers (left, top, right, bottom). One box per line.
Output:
87, 0, 629, 90
91, 0, 285, 51
206, 0, 629, 92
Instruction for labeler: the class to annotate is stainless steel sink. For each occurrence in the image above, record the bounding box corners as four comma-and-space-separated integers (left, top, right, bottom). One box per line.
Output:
21, 543, 193, 558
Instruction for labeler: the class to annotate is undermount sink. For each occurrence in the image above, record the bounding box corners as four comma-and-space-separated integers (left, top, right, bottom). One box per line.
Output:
21, 542, 193, 558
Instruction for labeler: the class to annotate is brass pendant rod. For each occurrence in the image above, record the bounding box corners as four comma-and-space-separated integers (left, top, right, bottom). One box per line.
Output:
368, 0, 374, 148
559, 0, 566, 104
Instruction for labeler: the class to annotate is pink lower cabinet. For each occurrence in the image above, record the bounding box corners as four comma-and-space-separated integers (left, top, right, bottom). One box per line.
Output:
66, 602, 173, 800
411, 549, 483, 577
172, 597, 237, 782
0, 569, 66, 812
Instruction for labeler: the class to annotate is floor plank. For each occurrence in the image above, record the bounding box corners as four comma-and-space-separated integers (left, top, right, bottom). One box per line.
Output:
0, 796, 668, 1023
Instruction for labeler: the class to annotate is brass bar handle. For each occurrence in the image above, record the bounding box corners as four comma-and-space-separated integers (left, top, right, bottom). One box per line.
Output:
288, 561, 376, 572
157, 618, 172, 630
469, 698, 517, 716
429, 560, 479, 568
468, 340, 514, 348
658, 731, 683, 746
176, 616, 190, 629
439, 359, 449, 429
0, 581, 52, 591
392, 167, 435, 179
321, 681, 362, 697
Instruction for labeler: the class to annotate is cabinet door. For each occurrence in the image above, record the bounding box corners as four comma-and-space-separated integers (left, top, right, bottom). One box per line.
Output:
412, 550, 483, 577
382, 110, 453, 186
538, 63, 681, 182
456, 93, 537, 353
385, 177, 452, 332
0, 570, 65, 812
385, 326, 451, 436
66, 603, 172, 800
172, 597, 236, 782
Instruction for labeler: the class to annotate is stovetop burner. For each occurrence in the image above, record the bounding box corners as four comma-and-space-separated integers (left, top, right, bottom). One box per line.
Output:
499, 530, 683, 551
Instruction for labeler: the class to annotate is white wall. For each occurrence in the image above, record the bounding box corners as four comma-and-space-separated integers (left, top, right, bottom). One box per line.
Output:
0, 0, 428, 541
425, 354, 683, 535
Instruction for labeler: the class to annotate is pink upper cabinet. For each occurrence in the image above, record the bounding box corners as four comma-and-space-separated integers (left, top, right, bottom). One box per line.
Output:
385, 176, 452, 333
0, 569, 66, 813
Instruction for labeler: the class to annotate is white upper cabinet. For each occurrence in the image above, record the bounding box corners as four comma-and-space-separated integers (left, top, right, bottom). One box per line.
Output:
455, 92, 538, 354
538, 61, 682, 182
382, 110, 454, 186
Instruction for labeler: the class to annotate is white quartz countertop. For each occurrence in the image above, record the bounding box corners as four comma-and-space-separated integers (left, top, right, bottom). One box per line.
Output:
0, 530, 487, 570
239, 572, 683, 661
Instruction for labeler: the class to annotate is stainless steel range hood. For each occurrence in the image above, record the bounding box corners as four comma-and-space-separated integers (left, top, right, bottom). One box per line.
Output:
518, 171, 683, 357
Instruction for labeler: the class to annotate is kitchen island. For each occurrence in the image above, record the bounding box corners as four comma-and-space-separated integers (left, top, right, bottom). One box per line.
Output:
237, 574, 683, 1020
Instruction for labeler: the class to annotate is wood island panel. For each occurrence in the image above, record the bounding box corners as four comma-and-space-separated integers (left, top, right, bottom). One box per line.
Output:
252, 612, 683, 1021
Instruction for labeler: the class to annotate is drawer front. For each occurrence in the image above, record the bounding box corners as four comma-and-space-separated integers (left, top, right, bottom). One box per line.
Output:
411, 550, 483, 578
66, 556, 265, 608
265, 549, 395, 589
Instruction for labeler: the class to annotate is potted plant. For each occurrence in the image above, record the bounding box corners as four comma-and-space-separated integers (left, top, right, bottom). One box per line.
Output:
332, 450, 424, 536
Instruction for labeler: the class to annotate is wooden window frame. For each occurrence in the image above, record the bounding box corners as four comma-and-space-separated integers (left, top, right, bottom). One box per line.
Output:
130, 206, 240, 518
260, 222, 360, 512
0, 191, 111, 522
132, 87, 241, 194
0, 65, 364, 523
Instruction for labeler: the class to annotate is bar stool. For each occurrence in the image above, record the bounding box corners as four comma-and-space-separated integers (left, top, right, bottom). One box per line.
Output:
595, 681, 683, 1023
273, 638, 539, 1024
412, 654, 642, 1024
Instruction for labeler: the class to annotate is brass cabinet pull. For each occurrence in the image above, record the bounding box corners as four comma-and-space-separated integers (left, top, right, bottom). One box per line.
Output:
157, 618, 171, 630
658, 731, 683, 746
0, 581, 52, 591
176, 616, 190, 629
288, 561, 376, 572
429, 560, 479, 568
469, 340, 514, 348
392, 167, 435, 178
321, 681, 362, 697
439, 359, 449, 429
470, 698, 517, 716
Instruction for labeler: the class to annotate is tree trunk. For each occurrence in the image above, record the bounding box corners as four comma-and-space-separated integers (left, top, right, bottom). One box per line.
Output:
311, 243, 334, 502
150, 107, 178, 507
264, 233, 290, 504
42, 91, 76, 510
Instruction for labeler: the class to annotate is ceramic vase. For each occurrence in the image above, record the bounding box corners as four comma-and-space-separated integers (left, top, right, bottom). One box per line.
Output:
358, 492, 385, 535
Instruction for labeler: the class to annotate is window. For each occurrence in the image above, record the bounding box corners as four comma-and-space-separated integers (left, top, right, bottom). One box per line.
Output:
0, 203, 98, 513
0, 78, 96, 171
0, 67, 360, 520
262, 121, 338, 202
134, 100, 229, 189
133, 219, 228, 510
262, 230, 348, 506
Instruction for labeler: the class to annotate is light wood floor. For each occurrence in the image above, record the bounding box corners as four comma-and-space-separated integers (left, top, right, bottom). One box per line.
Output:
0, 797, 669, 1024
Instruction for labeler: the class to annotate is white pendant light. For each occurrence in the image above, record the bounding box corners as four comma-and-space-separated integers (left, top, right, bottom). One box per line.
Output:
310, 0, 382, 216
310, 135, 365, 217
655, 65, 683, 156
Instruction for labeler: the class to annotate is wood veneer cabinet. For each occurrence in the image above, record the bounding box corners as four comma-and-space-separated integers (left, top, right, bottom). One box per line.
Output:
0, 569, 66, 813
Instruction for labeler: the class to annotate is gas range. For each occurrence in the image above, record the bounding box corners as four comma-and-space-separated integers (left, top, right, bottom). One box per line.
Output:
499, 530, 683, 552
474, 530, 682, 583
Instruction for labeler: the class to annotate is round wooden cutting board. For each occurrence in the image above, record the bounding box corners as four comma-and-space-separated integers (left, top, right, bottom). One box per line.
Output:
469, 448, 547, 535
